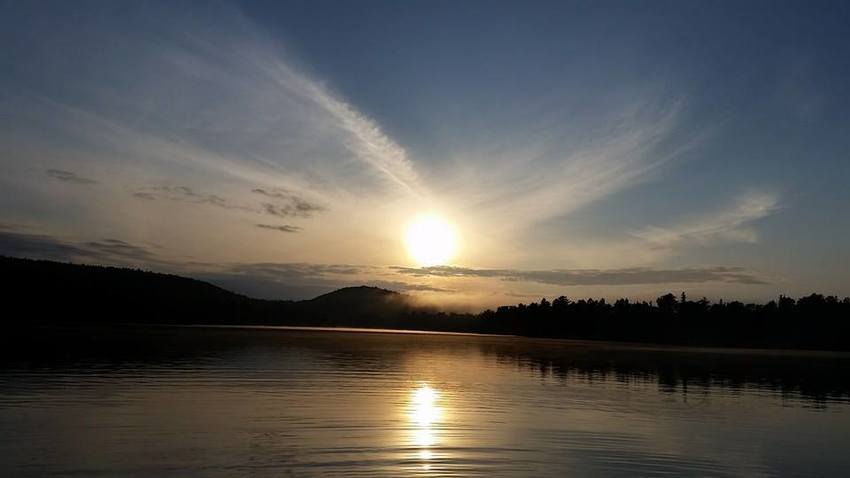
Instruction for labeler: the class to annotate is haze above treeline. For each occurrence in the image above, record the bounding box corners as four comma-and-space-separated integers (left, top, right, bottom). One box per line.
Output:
3, 256, 849, 351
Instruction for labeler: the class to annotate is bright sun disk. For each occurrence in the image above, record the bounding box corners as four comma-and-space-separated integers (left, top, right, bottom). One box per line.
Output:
405, 215, 458, 266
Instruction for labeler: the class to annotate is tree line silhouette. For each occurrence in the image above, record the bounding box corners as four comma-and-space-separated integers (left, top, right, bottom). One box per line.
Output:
2, 256, 849, 350
476, 292, 850, 350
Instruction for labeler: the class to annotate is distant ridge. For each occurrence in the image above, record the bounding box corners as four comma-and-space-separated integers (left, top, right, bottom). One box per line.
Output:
0, 256, 257, 324
308, 286, 417, 320
311, 285, 401, 302
0, 256, 431, 327
2, 256, 849, 350
310, 285, 401, 302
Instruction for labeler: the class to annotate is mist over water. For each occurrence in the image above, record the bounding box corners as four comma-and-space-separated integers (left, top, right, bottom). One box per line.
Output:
2, 326, 850, 477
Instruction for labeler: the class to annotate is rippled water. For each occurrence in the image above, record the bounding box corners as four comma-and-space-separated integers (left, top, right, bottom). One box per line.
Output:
2, 326, 850, 477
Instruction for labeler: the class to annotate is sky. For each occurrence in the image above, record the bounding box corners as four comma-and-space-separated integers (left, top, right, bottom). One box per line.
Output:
1, 0, 849, 309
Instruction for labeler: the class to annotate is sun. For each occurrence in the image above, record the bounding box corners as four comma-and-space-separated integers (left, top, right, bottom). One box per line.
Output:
405, 215, 458, 266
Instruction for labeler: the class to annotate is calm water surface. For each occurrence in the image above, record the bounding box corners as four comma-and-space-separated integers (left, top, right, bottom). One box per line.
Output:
2, 326, 850, 477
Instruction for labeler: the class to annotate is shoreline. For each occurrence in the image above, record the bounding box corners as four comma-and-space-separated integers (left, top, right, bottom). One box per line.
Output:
25, 321, 850, 359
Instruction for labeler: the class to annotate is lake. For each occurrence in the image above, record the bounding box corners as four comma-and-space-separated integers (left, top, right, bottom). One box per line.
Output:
1, 325, 850, 477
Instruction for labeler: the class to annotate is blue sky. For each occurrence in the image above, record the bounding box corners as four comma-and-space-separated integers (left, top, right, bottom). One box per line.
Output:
1, 1, 848, 307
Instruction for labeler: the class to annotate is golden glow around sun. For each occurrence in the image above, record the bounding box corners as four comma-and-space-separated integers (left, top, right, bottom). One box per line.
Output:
404, 215, 458, 266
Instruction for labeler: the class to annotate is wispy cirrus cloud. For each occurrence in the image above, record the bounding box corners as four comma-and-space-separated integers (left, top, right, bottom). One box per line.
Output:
448, 101, 693, 232
1, 2, 422, 226
633, 192, 779, 249
271, 65, 422, 195
538, 191, 782, 269
155, 13, 424, 199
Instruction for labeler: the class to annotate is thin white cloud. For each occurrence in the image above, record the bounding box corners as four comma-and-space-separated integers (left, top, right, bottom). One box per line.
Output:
156, 23, 424, 198
633, 192, 779, 249
1, 4, 423, 206
445, 100, 692, 233
274, 64, 423, 195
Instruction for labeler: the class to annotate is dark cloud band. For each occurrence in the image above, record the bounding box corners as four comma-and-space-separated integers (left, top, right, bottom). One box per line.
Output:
392, 265, 768, 286
253, 188, 325, 217
257, 224, 301, 233
45, 169, 97, 185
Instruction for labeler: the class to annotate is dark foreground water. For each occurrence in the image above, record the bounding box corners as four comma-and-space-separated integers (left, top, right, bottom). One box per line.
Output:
2, 326, 850, 477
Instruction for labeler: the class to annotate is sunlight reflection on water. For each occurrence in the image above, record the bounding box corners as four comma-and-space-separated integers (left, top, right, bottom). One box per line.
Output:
3, 327, 850, 476
409, 384, 442, 471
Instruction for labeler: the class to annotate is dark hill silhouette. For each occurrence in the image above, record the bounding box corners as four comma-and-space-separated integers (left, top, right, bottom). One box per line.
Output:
310, 286, 405, 312
0, 256, 260, 324
0, 256, 421, 327
2, 256, 850, 350
307, 286, 418, 321
311, 285, 400, 303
